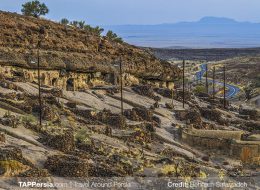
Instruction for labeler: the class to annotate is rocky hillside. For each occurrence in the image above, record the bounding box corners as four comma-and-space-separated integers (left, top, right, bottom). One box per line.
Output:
0, 11, 180, 81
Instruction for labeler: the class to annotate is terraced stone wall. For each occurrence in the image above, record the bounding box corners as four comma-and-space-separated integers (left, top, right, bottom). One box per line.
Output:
182, 129, 260, 162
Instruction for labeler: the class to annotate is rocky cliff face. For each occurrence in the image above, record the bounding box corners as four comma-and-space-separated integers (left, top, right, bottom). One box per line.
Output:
0, 11, 181, 81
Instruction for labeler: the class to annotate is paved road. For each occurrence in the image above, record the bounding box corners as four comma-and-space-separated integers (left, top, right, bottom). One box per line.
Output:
195, 64, 240, 99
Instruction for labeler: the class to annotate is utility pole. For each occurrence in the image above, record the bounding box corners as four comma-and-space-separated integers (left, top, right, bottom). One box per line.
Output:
205, 64, 209, 94
223, 65, 226, 109
37, 41, 42, 127
119, 59, 124, 116
213, 66, 216, 100
182, 60, 185, 109
37, 27, 45, 127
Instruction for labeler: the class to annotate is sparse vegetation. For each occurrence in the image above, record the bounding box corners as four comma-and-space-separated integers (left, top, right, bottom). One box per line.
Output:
194, 85, 207, 94
60, 18, 69, 25
21, 0, 49, 18
21, 114, 37, 124
78, 21, 85, 29
106, 30, 123, 43
75, 128, 91, 144
60, 19, 105, 36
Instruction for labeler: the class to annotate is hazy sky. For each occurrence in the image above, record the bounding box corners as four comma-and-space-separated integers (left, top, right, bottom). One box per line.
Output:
1, 0, 259, 25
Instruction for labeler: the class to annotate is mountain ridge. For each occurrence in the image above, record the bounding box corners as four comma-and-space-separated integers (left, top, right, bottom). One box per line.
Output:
103, 17, 260, 48
104, 16, 260, 27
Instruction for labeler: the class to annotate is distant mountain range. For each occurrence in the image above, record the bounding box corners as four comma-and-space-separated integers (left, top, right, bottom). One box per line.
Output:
103, 17, 260, 48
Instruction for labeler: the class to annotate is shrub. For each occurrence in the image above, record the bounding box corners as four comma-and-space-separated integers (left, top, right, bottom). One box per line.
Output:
194, 85, 207, 94
106, 30, 123, 43
60, 18, 69, 25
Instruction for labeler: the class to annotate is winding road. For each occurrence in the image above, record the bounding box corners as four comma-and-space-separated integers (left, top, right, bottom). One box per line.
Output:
195, 64, 240, 99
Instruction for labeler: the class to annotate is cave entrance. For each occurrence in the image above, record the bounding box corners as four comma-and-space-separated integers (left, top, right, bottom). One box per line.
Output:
52, 78, 58, 86
66, 78, 74, 91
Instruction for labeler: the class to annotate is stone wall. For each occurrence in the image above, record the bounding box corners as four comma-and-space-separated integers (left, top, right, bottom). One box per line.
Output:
182, 128, 260, 161
189, 128, 243, 141
230, 141, 260, 159
182, 130, 231, 154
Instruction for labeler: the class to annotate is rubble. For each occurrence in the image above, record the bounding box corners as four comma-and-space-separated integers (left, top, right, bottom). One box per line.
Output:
45, 155, 89, 177
239, 108, 259, 121
175, 109, 202, 125
43, 94, 62, 108
132, 85, 161, 101
154, 88, 191, 101
89, 163, 123, 177
72, 109, 100, 124
92, 86, 119, 95
41, 88, 63, 97
124, 107, 153, 122
0, 146, 34, 176
18, 168, 51, 178
41, 105, 60, 121
244, 121, 260, 132
0, 113, 20, 128
96, 109, 126, 128
199, 107, 228, 125
40, 129, 75, 152
73, 107, 128, 128
0, 146, 33, 166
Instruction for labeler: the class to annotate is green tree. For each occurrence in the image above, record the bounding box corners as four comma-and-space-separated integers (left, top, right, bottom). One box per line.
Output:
21, 0, 49, 18
106, 30, 123, 43
93, 26, 104, 36
60, 18, 69, 25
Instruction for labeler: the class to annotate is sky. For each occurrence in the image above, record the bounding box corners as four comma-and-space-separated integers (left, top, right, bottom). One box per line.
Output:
1, 0, 260, 25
